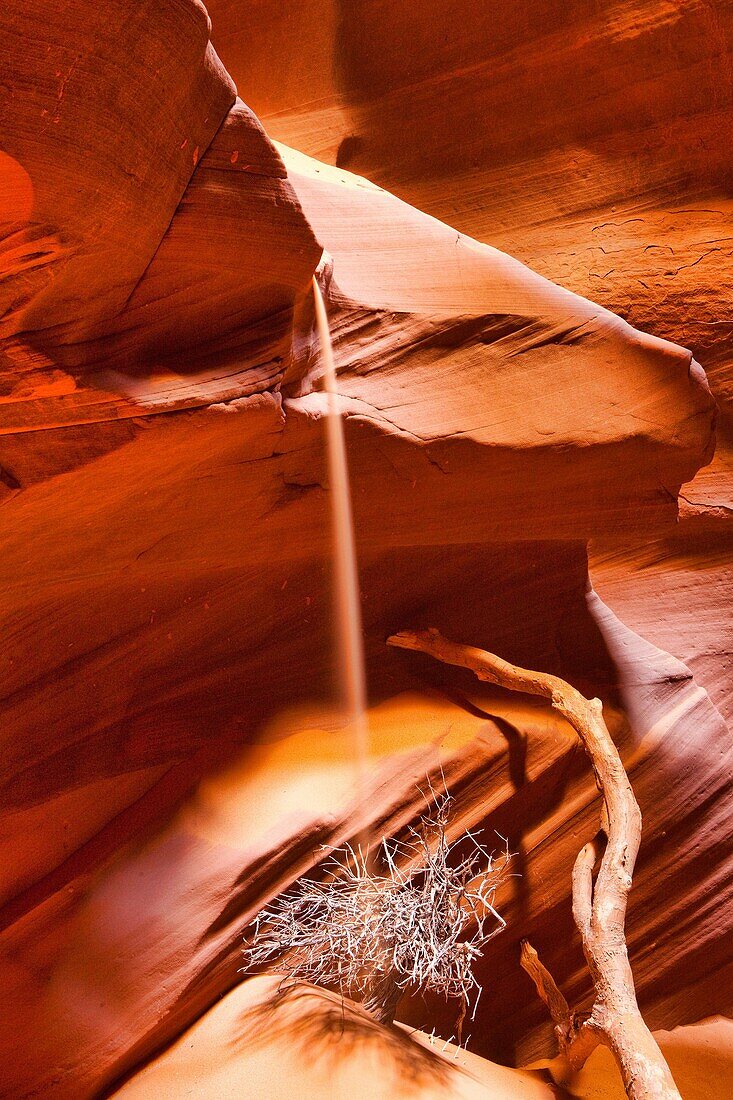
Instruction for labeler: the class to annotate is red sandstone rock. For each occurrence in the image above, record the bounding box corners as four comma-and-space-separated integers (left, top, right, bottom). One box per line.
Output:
113, 977, 564, 1099
0, 1, 234, 339
110, 981, 733, 1100
206, 0, 733, 745
0, 2, 731, 1098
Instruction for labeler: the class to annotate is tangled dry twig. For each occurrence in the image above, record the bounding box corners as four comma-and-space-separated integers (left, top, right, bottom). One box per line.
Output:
387, 627, 682, 1100
242, 794, 508, 1028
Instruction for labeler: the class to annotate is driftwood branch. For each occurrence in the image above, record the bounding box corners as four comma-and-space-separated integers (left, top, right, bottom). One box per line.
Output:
519, 940, 601, 1073
387, 627, 681, 1100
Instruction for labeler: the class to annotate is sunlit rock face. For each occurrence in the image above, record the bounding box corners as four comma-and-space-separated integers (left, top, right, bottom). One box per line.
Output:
102, 981, 733, 1100
1, 1, 731, 1097
209, 0, 733, 405
206, 0, 733, 730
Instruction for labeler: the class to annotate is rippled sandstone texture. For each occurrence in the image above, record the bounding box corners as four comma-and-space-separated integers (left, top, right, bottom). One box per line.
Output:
0, 1, 731, 1097
207, 0, 733, 719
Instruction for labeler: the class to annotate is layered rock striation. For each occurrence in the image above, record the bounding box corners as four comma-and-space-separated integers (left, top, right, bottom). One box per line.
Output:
0, 2, 731, 1096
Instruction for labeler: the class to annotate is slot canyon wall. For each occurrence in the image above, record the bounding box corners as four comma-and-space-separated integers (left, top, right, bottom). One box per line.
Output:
0, 2, 731, 1096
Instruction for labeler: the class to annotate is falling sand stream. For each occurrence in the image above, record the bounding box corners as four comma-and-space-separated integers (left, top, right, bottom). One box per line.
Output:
312, 276, 371, 844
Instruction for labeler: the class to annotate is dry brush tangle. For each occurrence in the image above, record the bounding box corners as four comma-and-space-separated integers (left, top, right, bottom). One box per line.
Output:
387, 628, 681, 1100
241, 794, 508, 1029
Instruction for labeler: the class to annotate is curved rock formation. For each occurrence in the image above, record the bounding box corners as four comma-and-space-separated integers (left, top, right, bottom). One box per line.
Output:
0, 2, 731, 1097
209, 0, 732, 410
113, 977, 564, 1100
206, 0, 733, 740
112, 981, 733, 1100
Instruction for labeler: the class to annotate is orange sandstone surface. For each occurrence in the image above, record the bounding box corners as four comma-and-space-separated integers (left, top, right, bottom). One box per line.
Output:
0, 2, 731, 1097
111, 979, 733, 1100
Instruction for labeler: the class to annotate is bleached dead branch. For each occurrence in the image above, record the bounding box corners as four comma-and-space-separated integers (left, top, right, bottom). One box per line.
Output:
387, 627, 681, 1100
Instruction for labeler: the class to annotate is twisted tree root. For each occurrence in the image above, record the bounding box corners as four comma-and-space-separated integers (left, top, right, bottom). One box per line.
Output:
387, 627, 681, 1100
